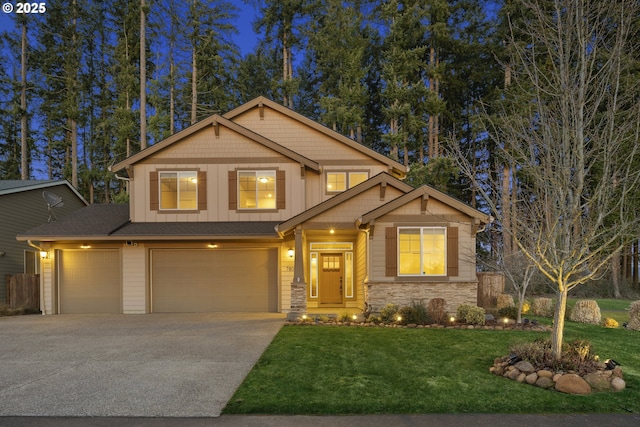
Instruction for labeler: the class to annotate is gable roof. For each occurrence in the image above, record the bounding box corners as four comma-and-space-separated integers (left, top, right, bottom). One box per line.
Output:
110, 114, 321, 173
357, 185, 492, 227
226, 97, 408, 177
0, 179, 87, 204
275, 172, 414, 235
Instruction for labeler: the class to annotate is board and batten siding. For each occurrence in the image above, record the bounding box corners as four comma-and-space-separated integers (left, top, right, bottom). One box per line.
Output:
122, 244, 146, 313
131, 161, 304, 223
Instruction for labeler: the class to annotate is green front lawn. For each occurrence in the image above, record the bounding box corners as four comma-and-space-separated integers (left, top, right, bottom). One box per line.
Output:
225, 322, 640, 415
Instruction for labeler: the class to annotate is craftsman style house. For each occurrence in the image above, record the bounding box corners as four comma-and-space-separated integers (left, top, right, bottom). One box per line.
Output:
18, 97, 490, 315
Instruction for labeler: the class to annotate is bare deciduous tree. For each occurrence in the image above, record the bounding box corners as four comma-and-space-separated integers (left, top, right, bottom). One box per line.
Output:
455, 0, 640, 359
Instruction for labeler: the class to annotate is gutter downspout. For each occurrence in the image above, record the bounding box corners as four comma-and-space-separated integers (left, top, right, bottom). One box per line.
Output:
27, 240, 46, 315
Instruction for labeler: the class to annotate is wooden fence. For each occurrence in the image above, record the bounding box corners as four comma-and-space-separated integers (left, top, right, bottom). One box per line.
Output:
5, 274, 40, 310
477, 272, 505, 309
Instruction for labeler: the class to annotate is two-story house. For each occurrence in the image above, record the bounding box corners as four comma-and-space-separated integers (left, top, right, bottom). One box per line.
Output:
18, 97, 490, 315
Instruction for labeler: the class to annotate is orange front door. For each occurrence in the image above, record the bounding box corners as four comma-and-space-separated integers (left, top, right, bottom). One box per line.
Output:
319, 253, 343, 304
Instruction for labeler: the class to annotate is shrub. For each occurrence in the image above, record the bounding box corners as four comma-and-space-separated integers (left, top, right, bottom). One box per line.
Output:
509, 338, 600, 375
498, 305, 518, 320
522, 301, 530, 314
603, 317, 619, 328
456, 304, 486, 326
427, 298, 447, 324
380, 304, 400, 324
398, 300, 429, 325
532, 297, 553, 317
570, 300, 601, 324
627, 300, 640, 331
496, 294, 515, 310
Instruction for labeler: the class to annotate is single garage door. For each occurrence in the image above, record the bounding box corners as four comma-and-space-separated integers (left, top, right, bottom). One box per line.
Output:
151, 248, 278, 313
58, 249, 121, 314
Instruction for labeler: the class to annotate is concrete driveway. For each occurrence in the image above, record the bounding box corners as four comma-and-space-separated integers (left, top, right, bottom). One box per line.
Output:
0, 313, 283, 417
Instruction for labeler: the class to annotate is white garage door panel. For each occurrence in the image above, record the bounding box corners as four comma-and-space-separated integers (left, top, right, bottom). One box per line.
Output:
59, 250, 121, 314
151, 249, 277, 313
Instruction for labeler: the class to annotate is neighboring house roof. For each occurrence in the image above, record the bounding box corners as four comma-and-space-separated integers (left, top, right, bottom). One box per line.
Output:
16, 203, 280, 241
110, 114, 321, 173
224, 96, 407, 177
0, 179, 87, 204
357, 185, 492, 227
276, 172, 414, 235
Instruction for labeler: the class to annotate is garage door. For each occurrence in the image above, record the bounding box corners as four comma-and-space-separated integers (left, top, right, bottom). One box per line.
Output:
151, 248, 278, 313
58, 249, 121, 314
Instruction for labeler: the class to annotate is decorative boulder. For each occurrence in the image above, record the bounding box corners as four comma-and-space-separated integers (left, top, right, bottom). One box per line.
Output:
535, 376, 555, 389
584, 373, 610, 391
555, 373, 592, 395
514, 360, 535, 374
611, 377, 626, 391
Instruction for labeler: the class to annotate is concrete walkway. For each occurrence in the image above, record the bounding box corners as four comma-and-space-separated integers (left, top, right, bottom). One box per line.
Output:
0, 313, 284, 417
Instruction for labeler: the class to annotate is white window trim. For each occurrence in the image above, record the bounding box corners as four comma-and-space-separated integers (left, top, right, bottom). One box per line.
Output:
326, 171, 369, 193
159, 171, 198, 210
397, 226, 447, 277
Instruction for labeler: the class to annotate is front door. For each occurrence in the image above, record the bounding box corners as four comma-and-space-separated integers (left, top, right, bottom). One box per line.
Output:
319, 253, 343, 304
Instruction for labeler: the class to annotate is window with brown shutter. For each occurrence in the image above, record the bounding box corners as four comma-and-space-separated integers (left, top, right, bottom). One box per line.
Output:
385, 226, 459, 277
230, 169, 284, 211
151, 170, 204, 211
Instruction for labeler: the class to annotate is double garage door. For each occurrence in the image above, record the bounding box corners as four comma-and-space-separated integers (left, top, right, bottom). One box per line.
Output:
57, 248, 278, 313
151, 248, 278, 313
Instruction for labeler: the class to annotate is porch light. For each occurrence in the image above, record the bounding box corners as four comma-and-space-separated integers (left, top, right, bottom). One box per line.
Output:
287, 248, 294, 258
39, 250, 49, 259
80, 244, 91, 249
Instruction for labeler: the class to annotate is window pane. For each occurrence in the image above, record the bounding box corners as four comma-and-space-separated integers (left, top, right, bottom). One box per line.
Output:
239, 172, 257, 208
327, 172, 346, 192
256, 172, 276, 209
160, 172, 178, 209
179, 172, 197, 209
422, 229, 446, 275
399, 229, 421, 275
310, 252, 318, 298
349, 172, 368, 188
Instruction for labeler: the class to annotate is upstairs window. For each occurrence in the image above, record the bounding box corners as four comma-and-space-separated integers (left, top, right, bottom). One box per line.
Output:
160, 171, 198, 210
326, 171, 369, 193
238, 170, 276, 209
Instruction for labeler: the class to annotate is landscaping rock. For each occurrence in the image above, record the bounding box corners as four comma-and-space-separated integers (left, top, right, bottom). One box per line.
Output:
537, 369, 553, 378
535, 376, 555, 389
612, 367, 624, 378
517, 373, 526, 383
553, 373, 563, 383
584, 373, 610, 391
514, 360, 535, 374
525, 372, 538, 385
555, 374, 592, 395
611, 377, 626, 391
507, 368, 522, 380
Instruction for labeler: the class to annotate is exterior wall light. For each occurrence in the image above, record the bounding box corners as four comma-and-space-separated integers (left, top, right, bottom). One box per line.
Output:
80, 244, 91, 249
287, 248, 294, 258
40, 250, 49, 259
207, 243, 218, 249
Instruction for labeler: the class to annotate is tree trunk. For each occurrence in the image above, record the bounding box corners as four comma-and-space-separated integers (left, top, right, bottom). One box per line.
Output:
552, 286, 569, 360
140, 0, 147, 149
20, 21, 28, 180
611, 251, 622, 299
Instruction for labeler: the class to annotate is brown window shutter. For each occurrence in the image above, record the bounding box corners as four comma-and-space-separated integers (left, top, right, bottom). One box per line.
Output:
447, 226, 459, 277
228, 170, 237, 210
150, 171, 159, 211
385, 227, 397, 277
197, 171, 207, 210
276, 170, 286, 210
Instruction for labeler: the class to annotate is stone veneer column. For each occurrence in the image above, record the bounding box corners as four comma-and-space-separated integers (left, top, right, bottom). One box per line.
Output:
288, 227, 307, 320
